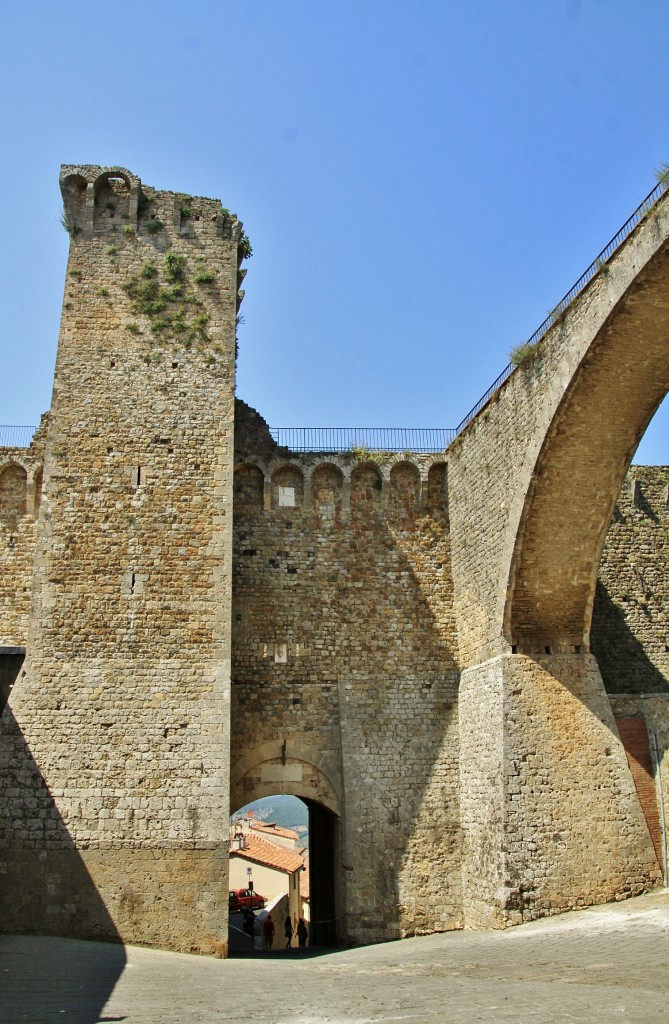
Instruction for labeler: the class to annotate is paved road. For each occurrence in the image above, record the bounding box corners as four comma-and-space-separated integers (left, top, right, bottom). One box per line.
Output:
2, 890, 668, 1024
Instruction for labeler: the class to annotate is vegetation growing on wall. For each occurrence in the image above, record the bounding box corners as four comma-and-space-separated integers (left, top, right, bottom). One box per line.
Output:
509, 340, 543, 368
349, 446, 389, 464
121, 251, 212, 350
653, 162, 669, 187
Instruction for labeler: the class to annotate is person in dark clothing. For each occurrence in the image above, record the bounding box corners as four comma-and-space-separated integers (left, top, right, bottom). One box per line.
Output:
297, 917, 308, 948
262, 913, 275, 950
284, 914, 293, 948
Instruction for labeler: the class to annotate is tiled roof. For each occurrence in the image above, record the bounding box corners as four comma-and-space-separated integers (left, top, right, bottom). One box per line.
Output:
250, 821, 299, 841
230, 833, 304, 875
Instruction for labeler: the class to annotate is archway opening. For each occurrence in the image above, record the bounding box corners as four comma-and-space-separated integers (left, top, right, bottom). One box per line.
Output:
228, 793, 340, 952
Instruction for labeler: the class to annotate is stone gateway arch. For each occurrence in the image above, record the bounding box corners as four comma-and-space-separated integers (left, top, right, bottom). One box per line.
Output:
0, 166, 667, 953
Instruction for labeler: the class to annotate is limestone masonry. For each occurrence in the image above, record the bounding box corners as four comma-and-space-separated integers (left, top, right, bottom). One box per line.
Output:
0, 166, 668, 953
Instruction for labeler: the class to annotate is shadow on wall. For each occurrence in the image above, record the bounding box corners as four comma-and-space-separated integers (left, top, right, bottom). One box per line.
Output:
591, 582, 669, 694
0, 707, 126, 1022
231, 450, 461, 942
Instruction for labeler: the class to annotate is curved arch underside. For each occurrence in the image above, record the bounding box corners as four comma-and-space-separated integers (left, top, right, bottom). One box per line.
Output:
507, 241, 669, 650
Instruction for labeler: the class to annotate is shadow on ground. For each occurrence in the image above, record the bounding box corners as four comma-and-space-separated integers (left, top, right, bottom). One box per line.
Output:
0, 934, 127, 1023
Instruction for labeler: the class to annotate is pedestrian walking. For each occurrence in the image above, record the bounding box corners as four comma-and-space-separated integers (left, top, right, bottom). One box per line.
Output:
262, 913, 274, 950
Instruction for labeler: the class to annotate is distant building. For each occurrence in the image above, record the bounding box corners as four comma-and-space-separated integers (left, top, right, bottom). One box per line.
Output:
229, 828, 305, 929
250, 820, 300, 851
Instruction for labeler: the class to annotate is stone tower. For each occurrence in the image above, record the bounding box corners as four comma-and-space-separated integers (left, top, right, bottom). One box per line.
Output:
0, 166, 245, 953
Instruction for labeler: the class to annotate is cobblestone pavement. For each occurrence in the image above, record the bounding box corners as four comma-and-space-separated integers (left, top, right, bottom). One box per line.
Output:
1, 891, 668, 1024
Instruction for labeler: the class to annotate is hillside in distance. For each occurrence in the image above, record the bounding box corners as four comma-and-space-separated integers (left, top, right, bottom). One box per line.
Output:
233, 795, 309, 836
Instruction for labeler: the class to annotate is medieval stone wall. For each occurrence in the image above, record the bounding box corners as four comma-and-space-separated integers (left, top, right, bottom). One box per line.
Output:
0, 453, 42, 649
0, 167, 243, 954
231, 406, 461, 942
3, 402, 668, 944
1, 167, 669, 953
592, 466, 669, 694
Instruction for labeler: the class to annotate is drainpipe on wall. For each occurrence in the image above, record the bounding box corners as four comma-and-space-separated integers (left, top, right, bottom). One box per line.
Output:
650, 730, 668, 887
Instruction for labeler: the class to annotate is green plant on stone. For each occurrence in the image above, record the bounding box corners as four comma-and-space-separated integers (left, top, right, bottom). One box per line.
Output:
239, 235, 253, 260
122, 255, 212, 350
164, 251, 186, 283
509, 340, 543, 368
180, 206, 191, 219
123, 225, 135, 235
146, 219, 164, 234
59, 208, 80, 238
194, 269, 216, 284
98, 288, 110, 298
547, 302, 565, 324
107, 245, 119, 257
349, 445, 387, 465
122, 266, 167, 318
125, 322, 141, 335
653, 162, 669, 187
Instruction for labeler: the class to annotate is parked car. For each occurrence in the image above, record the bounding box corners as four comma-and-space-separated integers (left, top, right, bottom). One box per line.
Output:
229, 888, 265, 911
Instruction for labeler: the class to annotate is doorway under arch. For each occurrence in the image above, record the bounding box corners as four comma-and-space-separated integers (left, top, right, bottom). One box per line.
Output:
230, 754, 343, 948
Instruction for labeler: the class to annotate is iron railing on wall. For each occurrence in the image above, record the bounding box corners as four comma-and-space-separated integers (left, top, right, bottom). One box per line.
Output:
269, 426, 456, 453
0, 425, 37, 449
0, 423, 456, 454
454, 179, 669, 436
3, 182, 666, 456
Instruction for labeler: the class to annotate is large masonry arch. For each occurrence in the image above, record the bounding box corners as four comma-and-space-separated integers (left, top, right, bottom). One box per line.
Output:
231, 745, 342, 945
505, 235, 669, 653
231, 741, 341, 817
450, 190, 669, 929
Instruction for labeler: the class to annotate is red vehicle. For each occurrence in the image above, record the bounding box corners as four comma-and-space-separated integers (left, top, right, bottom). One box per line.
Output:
229, 888, 265, 911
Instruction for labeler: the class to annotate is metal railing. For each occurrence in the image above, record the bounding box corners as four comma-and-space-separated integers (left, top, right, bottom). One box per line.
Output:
0, 425, 37, 449
3, 180, 666, 457
454, 179, 668, 436
269, 426, 456, 453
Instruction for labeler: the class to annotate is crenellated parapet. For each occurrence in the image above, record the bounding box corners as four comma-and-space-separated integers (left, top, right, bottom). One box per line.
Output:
60, 165, 247, 310
234, 402, 449, 518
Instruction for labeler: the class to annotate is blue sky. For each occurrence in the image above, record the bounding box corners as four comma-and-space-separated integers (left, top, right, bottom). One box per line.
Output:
1, 0, 667, 461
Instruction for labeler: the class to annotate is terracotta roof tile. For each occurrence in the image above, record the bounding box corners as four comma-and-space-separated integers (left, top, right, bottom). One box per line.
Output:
250, 821, 299, 841
230, 833, 304, 875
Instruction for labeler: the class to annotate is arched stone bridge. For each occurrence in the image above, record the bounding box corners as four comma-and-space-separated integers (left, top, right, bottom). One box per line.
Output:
448, 189, 669, 926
